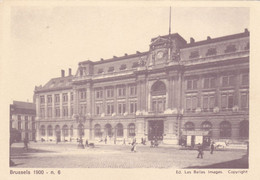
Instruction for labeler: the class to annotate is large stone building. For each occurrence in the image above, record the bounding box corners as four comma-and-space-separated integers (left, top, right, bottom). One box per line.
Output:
10, 101, 36, 141
34, 29, 249, 145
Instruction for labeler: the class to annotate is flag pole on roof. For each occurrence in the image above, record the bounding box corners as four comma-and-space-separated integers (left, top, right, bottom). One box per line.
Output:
168, 6, 172, 61
169, 6, 171, 35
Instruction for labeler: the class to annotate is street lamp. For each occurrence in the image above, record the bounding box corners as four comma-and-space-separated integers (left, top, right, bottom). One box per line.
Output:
74, 114, 86, 149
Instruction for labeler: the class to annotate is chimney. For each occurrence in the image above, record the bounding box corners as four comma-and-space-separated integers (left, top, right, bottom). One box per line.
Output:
113, 56, 117, 58
61, 69, 65, 77
136, 51, 140, 54
244, 28, 249, 34
190, 37, 195, 43
68, 68, 72, 76
207, 36, 211, 40
124, 53, 128, 56
100, 58, 104, 61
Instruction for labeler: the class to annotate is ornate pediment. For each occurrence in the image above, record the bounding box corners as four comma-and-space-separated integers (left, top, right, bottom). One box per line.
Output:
150, 36, 170, 50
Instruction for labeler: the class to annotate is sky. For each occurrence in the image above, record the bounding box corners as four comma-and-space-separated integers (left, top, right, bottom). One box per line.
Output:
1, 5, 249, 104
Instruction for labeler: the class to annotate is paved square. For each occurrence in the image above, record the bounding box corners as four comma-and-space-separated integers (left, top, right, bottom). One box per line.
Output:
10, 142, 248, 168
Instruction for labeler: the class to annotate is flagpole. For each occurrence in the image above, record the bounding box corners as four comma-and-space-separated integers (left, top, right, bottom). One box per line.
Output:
168, 7, 172, 61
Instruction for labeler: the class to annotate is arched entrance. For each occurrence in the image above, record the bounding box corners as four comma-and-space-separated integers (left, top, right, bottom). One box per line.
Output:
148, 120, 164, 141
104, 124, 112, 137
55, 125, 61, 142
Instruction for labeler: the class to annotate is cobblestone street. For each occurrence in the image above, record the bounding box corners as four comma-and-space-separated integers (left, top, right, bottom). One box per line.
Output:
10, 142, 248, 168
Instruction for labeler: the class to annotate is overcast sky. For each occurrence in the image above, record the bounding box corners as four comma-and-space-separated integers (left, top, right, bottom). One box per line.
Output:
2, 5, 249, 103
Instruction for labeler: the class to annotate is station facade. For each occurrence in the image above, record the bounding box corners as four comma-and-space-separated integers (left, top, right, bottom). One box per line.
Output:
34, 29, 249, 145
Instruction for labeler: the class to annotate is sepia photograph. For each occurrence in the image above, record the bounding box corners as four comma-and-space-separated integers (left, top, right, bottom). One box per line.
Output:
2, 1, 255, 175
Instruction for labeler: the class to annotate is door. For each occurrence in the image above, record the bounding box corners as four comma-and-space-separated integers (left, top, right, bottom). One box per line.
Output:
148, 120, 164, 140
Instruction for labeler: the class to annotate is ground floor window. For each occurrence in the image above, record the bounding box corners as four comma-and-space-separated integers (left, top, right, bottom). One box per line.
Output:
115, 123, 123, 137
94, 124, 102, 137
128, 123, 135, 136
105, 124, 112, 137
40, 125, 45, 136
62, 125, 69, 137
239, 120, 249, 138
47, 125, 53, 136
220, 121, 232, 138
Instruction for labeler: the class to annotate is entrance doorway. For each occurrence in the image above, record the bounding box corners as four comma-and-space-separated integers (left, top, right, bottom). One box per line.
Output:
148, 120, 164, 140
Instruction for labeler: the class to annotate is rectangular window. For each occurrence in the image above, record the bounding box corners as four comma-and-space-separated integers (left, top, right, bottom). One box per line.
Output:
96, 105, 100, 115
221, 95, 227, 109
222, 75, 236, 87
18, 121, 21, 130
47, 95, 52, 103
118, 104, 122, 114
206, 48, 217, 56
189, 51, 199, 59
63, 106, 68, 117
209, 96, 215, 109
186, 98, 192, 111
118, 87, 126, 97
241, 93, 249, 109
25, 122, 28, 130
130, 86, 137, 96
228, 95, 234, 109
222, 77, 229, 87
187, 79, 198, 90
55, 108, 60, 117
32, 122, 35, 130
203, 96, 208, 110
70, 92, 74, 101
62, 93, 68, 102
192, 97, 198, 110
40, 96, 45, 104
204, 77, 216, 89
80, 90, 86, 100
47, 107, 52, 117
187, 80, 192, 90
40, 108, 45, 117
96, 90, 103, 99
55, 94, 60, 103
123, 104, 126, 113
242, 74, 249, 85
71, 106, 74, 116
106, 88, 114, 98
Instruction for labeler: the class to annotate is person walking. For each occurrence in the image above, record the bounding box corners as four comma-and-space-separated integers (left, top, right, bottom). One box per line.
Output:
197, 143, 204, 159
131, 141, 137, 152
23, 138, 28, 151
210, 142, 215, 154
85, 139, 89, 147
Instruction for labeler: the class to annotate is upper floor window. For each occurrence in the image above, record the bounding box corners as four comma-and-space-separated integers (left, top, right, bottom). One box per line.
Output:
107, 104, 114, 115
206, 48, 217, 56
241, 74, 249, 85
40, 108, 45, 117
47, 107, 52, 117
221, 93, 234, 110
224, 44, 236, 53
130, 101, 137, 114
63, 106, 68, 117
47, 95, 52, 103
187, 79, 198, 90
62, 93, 68, 102
96, 89, 103, 99
55, 108, 60, 117
222, 75, 235, 87
108, 66, 114, 73
70, 92, 74, 101
55, 94, 60, 103
189, 51, 199, 59
245, 42, 249, 50
241, 92, 249, 109
96, 104, 101, 115
132, 62, 139, 68
118, 87, 126, 97
186, 96, 198, 112
98, 68, 104, 74
106, 88, 114, 98
204, 77, 216, 89
40, 96, 45, 104
79, 90, 86, 100
118, 103, 126, 114
119, 64, 127, 70
202, 95, 215, 111
130, 85, 137, 96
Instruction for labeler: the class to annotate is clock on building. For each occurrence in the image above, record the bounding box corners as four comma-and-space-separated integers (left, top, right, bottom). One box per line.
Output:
156, 51, 164, 59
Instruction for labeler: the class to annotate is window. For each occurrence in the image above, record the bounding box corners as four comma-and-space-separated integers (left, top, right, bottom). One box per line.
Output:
186, 96, 198, 111
32, 121, 36, 130
152, 99, 166, 113
224, 44, 236, 53
18, 120, 22, 130
119, 64, 127, 70
96, 104, 101, 115
132, 62, 139, 68
128, 123, 135, 136
222, 75, 235, 87
62, 93, 68, 102
202, 95, 215, 111
96, 89, 103, 99
40, 108, 45, 117
98, 68, 104, 74
107, 104, 114, 115
206, 48, 217, 56
63, 106, 68, 117
70, 92, 74, 101
201, 121, 212, 131
116, 123, 123, 137
221, 94, 234, 110
79, 90, 86, 100
18, 115, 21, 120
47, 107, 52, 117
94, 124, 102, 137
187, 79, 198, 90
245, 42, 249, 50
130, 85, 137, 96
70, 125, 73, 136
40, 96, 45, 104
47, 95, 52, 103
130, 102, 137, 114
55, 94, 60, 103
220, 121, 231, 138
241, 93, 249, 109
108, 66, 114, 72
118, 87, 126, 97
118, 103, 126, 114
189, 51, 199, 59
71, 106, 74, 116
47, 125, 53, 136
239, 121, 249, 138
40, 125, 46, 136
55, 108, 60, 117
79, 104, 87, 115
204, 77, 216, 89
62, 125, 69, 137
242, 74, 249, 85
184, 122, 195, 131
106, 88, 114, 98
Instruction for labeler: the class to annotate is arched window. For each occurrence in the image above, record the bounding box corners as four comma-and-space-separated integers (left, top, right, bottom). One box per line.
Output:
116, 123, 123, 137
239, 120, 249, 138
201, 121, 212, 131
184, 122, 195, 131
55, 125, 60, 135
78, 124, 84, 136
128, 123, 135, 137
94, 124, 102, 137
105, 124, 112, 137
220, 121, 232, 138
151, 81, 166, 113
47, 125, 53, 136
70, 125, 73, 136
40, 125, 45, 136
151, 81, 166, 96
62, 125, 69, 137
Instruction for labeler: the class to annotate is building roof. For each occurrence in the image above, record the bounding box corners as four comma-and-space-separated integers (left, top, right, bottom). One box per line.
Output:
183, 30, 249, 48
35, 75, 73, 92
12, 101, 36, 110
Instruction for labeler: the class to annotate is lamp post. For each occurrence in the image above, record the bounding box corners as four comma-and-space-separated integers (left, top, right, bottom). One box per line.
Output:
74, 114, 86, 149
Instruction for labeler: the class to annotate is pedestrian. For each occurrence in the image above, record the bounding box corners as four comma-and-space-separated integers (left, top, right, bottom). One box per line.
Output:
197, 143, 204, 159
150, 140, 154, 148
85, 139, 89, 147
210, 142, 215, 154
131, 141, 137, 152
105, 137, 107, 144
23, 138, 28, 151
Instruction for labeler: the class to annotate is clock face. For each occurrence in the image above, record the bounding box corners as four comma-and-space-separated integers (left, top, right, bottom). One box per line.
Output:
156, 51, 164, 59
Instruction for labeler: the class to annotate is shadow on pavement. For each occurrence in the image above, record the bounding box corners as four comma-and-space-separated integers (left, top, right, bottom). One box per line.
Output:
185, 155, 248, 169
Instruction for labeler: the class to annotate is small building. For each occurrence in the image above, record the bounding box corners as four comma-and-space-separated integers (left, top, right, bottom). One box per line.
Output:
10, 101, 36, 141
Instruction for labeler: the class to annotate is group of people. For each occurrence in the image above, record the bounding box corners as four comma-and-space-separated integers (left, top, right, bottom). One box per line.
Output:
197, 141, 215, 159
